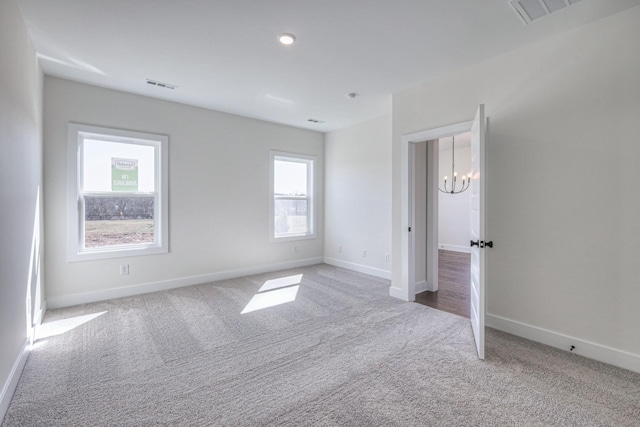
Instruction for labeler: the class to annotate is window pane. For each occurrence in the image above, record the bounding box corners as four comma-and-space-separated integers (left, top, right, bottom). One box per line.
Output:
84, 196, 154, 247
274, 199, 308, 235
274, 159, 307, 196
83, 139, 155, 192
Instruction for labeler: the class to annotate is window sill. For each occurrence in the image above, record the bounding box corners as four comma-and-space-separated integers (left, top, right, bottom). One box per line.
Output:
68, 245, 168, 262
271, 233, 316, 243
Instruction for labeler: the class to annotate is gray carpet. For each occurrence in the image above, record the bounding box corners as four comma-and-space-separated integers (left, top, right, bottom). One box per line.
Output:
3, 264, 639, 426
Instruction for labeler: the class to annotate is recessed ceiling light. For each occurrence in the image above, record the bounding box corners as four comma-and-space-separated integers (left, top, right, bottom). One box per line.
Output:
278, 33, 296, 45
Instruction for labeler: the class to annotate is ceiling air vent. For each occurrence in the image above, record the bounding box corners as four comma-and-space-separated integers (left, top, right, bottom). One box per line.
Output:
146, 79, 178, 90
509, 0, 583, 24
307, 118, 326, 124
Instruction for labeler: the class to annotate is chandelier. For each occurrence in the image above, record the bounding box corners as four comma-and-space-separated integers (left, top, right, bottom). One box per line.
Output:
438, 135, 470, 194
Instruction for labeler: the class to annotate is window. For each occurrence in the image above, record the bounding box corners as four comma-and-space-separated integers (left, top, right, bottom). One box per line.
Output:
270, 152, 315, 241
67, 124, 168, 261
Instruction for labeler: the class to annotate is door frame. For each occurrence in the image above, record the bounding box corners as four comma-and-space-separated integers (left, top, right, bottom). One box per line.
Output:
398, 120, 473, 302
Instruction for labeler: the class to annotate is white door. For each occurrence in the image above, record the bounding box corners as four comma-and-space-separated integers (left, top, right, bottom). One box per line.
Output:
469, 104, 486, 359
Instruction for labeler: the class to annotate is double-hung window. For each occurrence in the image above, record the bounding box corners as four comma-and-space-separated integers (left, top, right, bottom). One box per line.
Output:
67, 124, 168, 261
270, 152, 315, 241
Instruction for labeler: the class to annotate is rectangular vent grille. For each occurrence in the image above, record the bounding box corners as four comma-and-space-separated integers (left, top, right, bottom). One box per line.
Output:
509, 0, 582, 24
307, 118, 326, 124
146, 79, 177, 90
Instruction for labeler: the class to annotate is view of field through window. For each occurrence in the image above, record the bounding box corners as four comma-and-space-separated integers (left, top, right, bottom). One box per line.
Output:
84, 197, 154, 247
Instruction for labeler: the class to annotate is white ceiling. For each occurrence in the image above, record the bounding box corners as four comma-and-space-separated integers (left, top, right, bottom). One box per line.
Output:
16, 0, 640, 132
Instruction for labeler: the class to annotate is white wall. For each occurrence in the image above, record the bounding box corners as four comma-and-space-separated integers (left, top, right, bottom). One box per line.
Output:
438, 138, 471, 253
324, 115, 392, 279
44, 77, 324, 307
0, 0, 43, 419
392, 6, 640, 367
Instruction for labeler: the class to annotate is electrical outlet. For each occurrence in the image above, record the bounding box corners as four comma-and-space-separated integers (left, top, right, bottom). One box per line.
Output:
120, 264, 129, 275
362, 249, 367, 258
384, 253, 390, 262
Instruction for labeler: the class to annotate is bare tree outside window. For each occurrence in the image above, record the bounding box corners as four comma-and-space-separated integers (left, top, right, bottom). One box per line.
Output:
84, 197, 154, 247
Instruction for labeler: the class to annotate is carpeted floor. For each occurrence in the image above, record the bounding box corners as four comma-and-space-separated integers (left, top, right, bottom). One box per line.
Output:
3, 264, 639, 426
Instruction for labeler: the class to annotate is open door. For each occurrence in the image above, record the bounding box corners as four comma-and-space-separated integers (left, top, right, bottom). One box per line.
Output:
400, 109, 486, 358
469, 104, 486, 359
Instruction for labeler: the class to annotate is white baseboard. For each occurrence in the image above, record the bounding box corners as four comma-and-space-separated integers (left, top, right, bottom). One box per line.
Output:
323, 257, 392, 280
487, 314, 640, 374
0, 339, 29, 423
389, 286, 412, 302
416, 280, 437, 294
438, 244, 470, 253
47, 257, 324, 309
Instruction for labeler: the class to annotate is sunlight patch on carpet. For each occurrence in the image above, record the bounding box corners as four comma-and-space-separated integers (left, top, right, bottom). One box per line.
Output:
35, 311, 108, 340
259, 274, 303, 292
242, 274, 303, 314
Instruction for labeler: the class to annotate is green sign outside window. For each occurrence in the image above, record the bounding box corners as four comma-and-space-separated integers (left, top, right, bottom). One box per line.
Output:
111, 158, 138, 191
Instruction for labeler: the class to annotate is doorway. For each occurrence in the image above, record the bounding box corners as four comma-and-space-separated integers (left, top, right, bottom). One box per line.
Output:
415, 134, 472, 319
396, 105, 486, 359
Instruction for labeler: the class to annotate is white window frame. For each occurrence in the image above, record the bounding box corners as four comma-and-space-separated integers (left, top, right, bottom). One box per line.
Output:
67, 123, 169, 262
270, 151, 316, 242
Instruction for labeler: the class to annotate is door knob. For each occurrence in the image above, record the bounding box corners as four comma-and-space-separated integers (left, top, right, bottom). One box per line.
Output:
471, 240, 493, 248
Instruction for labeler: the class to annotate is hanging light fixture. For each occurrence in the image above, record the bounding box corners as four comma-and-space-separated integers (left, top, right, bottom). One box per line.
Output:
439, 135, 470, 194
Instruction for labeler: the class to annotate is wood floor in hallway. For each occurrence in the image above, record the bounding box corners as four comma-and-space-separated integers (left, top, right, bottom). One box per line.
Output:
415, 249, 470, 318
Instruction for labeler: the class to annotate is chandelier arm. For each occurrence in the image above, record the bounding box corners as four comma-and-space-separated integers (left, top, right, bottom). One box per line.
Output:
447, 179, 470, 194
438, 179, 448, 193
